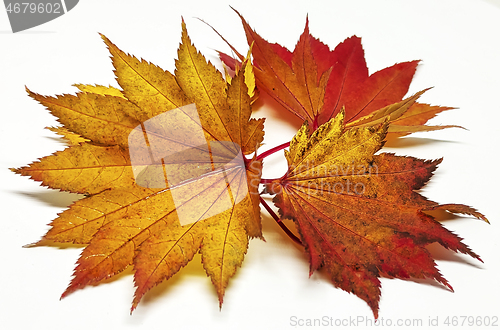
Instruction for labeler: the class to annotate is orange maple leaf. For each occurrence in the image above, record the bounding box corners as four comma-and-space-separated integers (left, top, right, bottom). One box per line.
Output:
265, 111, 487, 318
218, 9, 459, 135
14, 21, 264, 311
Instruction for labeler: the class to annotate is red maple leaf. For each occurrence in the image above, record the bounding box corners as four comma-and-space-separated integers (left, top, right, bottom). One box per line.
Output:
218, 9, 457, 134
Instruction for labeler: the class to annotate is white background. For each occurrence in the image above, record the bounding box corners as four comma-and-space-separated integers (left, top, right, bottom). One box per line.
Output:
1, 0, 499, 329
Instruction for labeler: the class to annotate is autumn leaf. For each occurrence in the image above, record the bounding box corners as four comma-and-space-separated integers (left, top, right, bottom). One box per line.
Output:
13, 20, 264, 311
264, 111, 487, 318
218, 9, 459, 135
12, 12, 487, 319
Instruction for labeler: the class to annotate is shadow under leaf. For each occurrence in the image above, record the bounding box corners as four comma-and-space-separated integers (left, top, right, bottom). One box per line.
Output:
16, 190, 84, 208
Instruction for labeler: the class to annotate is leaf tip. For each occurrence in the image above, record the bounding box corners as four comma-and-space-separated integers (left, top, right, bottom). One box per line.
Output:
99, 33, 113, 49
99, 32, 107, 42
25, 86, 34, 97
427, 203, 489, 224
60, 289, 70, 300
229, 5, 241, 17
22, 241, 39, 248
130, 302, 138, 315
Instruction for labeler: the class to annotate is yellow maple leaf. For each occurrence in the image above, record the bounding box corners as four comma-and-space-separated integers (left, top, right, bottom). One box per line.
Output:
13, 21, 264, 311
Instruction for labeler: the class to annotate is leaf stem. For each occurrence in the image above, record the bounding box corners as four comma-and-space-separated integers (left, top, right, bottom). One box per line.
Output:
256, 141, 290, 160
259, 196, 302, 245
312, 116, 319, 131
260, 178, 278, 184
